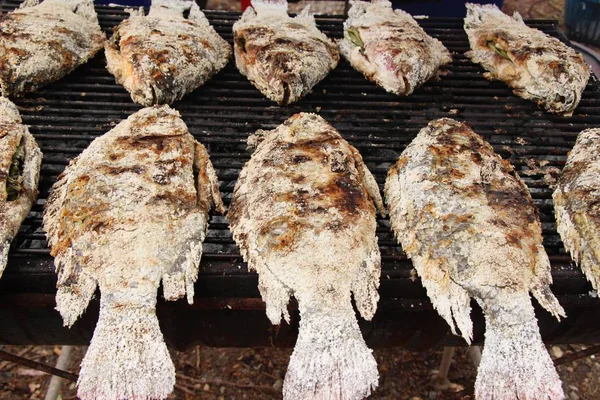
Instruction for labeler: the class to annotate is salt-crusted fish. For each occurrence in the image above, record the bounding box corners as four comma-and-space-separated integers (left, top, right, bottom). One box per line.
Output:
553, 128, 600, 293
0, 97, 42, 277
0, 0, 105, 98
464, 3, 589, 117
105, 0, 231, 106
232, 0, 339, 105
43, 105, 224, 400
228, 113, 385, 399
385, 118, 565, 400
340, 0, 451, 96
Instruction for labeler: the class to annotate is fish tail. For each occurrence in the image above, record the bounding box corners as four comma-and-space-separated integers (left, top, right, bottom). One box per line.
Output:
251, 0, 288, 15
283, 301, 378, 400
475, 291, 564, 400
77, 293, 174, 400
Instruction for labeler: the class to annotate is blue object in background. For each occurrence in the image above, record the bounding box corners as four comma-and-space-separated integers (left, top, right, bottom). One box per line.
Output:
391, 0, 504, 18
565, 0, 600, 45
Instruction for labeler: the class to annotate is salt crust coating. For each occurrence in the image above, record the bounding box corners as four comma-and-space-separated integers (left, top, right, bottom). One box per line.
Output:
464, 3, 589, 116
105, 0, 231, 106
43, 105, 224, 400
228, 113, 385, 399
553, 128, 600, 293
232, 0, 339, 105
0, 97, 42, 277
0, 0, 105, 97
340, 0, 451, 96
385, 118, 566, 400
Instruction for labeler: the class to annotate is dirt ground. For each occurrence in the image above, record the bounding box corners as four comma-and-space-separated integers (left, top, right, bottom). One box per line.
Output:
1, 343, 600, 399
2, 1, 599, 399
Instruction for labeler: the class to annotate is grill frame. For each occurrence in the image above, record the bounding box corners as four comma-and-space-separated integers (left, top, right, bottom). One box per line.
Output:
0, 0, 599, 349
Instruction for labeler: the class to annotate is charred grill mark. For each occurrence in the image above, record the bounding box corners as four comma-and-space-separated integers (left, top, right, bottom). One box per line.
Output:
486, 187, 538, 224
291, 154, 311, 164
104, 165, 146, 175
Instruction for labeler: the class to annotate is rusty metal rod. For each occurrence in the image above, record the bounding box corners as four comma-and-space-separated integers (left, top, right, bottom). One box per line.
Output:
554, 344, 600, 367
0, 349, 78, 382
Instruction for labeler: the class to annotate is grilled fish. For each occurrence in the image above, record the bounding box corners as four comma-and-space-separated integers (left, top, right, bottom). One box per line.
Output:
105, 0, 231, 106
340, 0, 451, 96
0, 0, 105, 98
553, 128, 600, 293
385, 118, 565, 400
464, 3, 589, 117
43, 105, 224, 400
0, 97, 42, 277
228, 113, 385, 399
232, 0, 339, 105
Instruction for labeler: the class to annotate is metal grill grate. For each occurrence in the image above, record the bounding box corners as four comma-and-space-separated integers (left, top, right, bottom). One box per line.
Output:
1, 1, 599, 302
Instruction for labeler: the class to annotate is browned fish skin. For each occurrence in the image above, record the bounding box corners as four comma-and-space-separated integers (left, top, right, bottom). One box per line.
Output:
105, 0, 231, 106
0, 0, 105, 98
0, 97, 42, 276
232, 0, 339, 105
43, 105, 223, 400
385, 119, 565, 400
228, 113, 384, 399
553, 128, 600, 293
464, 3, 589, 117
340, 0, 451, 96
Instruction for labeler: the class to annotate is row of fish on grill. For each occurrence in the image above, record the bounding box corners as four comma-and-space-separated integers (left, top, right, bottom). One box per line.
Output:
0, 0, 592, 113
0, 0, 598, 399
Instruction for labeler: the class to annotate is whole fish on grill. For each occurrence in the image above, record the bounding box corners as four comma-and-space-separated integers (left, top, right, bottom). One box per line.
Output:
232, 0, 339, 105
553, 128, 600, 293
0, 0, 105, 98
0, 97, 42, 277
43, 105, 224, 400
464, 3, 589, 117
340, 0, 451, 96
228, 113, 385, 399
105, 0, 231, 106
385, 118, 565, 400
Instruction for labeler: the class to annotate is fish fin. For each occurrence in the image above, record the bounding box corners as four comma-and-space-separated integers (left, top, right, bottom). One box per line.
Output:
419, 261, 473, 343
530, 248, 566, 320
512, 11, 524, 24
55, 251, 97, 327
194, 141, 225, 214
125, 6, 144, 17
247, 129, 270, 149
68, 0, 100, 23
162, 240, 203, 304
294, 5, 315, 26
351, 247, 381, 321
284, 302, 378, 400
188, 1, 209, 25
251, 0, 288, 15
77, 295, 175, 400
554, 194, 600, 294
476, 291, 564, 400
256, 262, 291, 324
150, 0, 192, 15
44, 155, 80, 249
19, 0, 39, 8
354, 149, 386, 216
